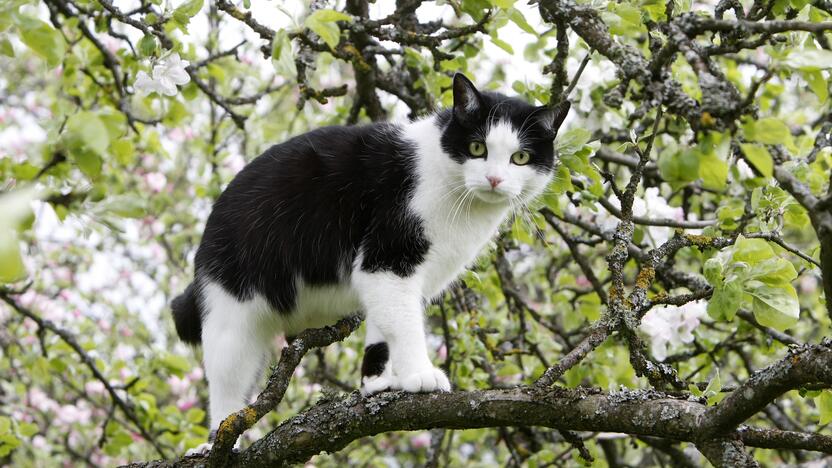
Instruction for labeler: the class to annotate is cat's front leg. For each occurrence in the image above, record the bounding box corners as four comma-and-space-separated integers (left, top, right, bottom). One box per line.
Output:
354, 271, 450, 394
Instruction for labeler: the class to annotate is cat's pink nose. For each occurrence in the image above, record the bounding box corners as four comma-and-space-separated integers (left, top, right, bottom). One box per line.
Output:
486, 176, 503, 189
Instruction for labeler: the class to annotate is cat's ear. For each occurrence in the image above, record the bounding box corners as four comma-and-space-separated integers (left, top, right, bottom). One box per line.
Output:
452, 73, 484, 126
536, 101, 571, 139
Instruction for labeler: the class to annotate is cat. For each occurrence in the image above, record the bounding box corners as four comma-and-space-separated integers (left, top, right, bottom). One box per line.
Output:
171, 73, 569, 450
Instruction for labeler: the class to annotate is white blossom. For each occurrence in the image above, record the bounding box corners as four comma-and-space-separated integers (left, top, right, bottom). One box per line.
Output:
133, 53, 190, 96
640, 300, 707, 361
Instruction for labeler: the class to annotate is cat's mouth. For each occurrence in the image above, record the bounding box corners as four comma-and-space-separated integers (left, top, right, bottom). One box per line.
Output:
472, 188, 511, 204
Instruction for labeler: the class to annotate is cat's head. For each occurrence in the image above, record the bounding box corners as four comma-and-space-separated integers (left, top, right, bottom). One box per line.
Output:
440, 73, 570, 205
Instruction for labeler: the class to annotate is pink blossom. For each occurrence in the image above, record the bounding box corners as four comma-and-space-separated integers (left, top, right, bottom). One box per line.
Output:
800, 275, 818, 294
90, 452, 111, 466
437, 344, 447, 361
177, 396, 198, 411
32, 435, 48, 450
641, 300, 707, 361
575, 276, 591, 288
18, 291, 37, 307
168, 375, 189, 395
57, 404, 92, 425
410, 432, 431, 449
187, 367, 204, 381
85, 381, 106, 396
144, 172, 167, 192
303, 383, 322, 393
224, 154, 247, 173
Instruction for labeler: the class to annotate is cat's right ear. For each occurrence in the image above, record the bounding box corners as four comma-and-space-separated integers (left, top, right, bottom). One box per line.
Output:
452, 73, 484, 126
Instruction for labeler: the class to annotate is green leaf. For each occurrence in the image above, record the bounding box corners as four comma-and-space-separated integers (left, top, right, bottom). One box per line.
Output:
0, 188, 37, 283
658, 148, 700, 183
490, 0, 516, 7
100, 194, 146, 218
703, 257, 723, 286
159, 354, 191, 376
605, 4, 645, 36
138, 34, 157, 57
173, 0, 203, 27
743, 118, 792, 146
507, 8, 535, 34
747, 281, 800, 331
707, 280, 742, 321
309, 9, 352, 22
111, 140, 135, 166
17, 422, 38, 438
784, 203, 810, 229
497, 361, 522, 377
740, 143, 773, 178
641, 0, 667, 21
577, 293, 601, 321
17, 15, 65, 68
803, 70, 829, 103
698, 151, 728, 190
817, 390, 832, 425
304, 9, 350, 49
185, 408, 206, 424
271, 29, 297, 79
11, 162, 39, 181
0, 36, 13, 57
733, 236, 775, 263
704, 368, 724, 405
748, 257, 797, 285
66, 111, 110, 156
0, 433, 21, 457
552, 164, 573, 194
74, 150, 103, 179
557, 128, 592, 155
490, 35, 514, 54
782, 49, 832, 71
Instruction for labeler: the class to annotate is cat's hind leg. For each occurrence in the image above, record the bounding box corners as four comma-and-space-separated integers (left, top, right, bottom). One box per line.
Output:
189, 281, 276, 455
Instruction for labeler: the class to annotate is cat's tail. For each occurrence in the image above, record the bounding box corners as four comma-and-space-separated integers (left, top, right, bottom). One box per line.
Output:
171, 282, 203, 345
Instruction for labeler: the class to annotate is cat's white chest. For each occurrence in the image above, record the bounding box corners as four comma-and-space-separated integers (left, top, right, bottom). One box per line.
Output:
416, 204, 507, 299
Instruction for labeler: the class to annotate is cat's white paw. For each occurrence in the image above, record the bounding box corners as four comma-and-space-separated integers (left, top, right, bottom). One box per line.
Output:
399, 366, 451, 393
186, 442, 213, 457
361, 374, 398, 395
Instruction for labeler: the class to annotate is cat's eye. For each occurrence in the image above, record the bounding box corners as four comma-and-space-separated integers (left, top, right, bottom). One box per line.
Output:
511, 150, 531, 165
469, 141, 487, 157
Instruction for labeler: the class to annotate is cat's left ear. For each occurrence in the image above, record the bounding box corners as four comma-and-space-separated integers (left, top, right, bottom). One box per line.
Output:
536, 101, 571, 139
452, 73, 485, 127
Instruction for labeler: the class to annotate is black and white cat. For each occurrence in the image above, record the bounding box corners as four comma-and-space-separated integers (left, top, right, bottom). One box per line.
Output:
172, 73, 569, 445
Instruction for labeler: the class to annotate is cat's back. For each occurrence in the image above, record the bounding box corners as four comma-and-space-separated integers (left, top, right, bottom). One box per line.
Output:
195, 121, 419, 306
223, 122, 411, 202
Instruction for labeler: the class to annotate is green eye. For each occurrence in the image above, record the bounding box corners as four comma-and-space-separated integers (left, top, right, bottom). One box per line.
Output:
469, 141, 487, 157
511, 150, 531, 165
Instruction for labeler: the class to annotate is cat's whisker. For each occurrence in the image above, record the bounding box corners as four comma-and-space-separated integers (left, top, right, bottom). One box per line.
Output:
445, 186, 471, 227
450, 189, 473, 228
